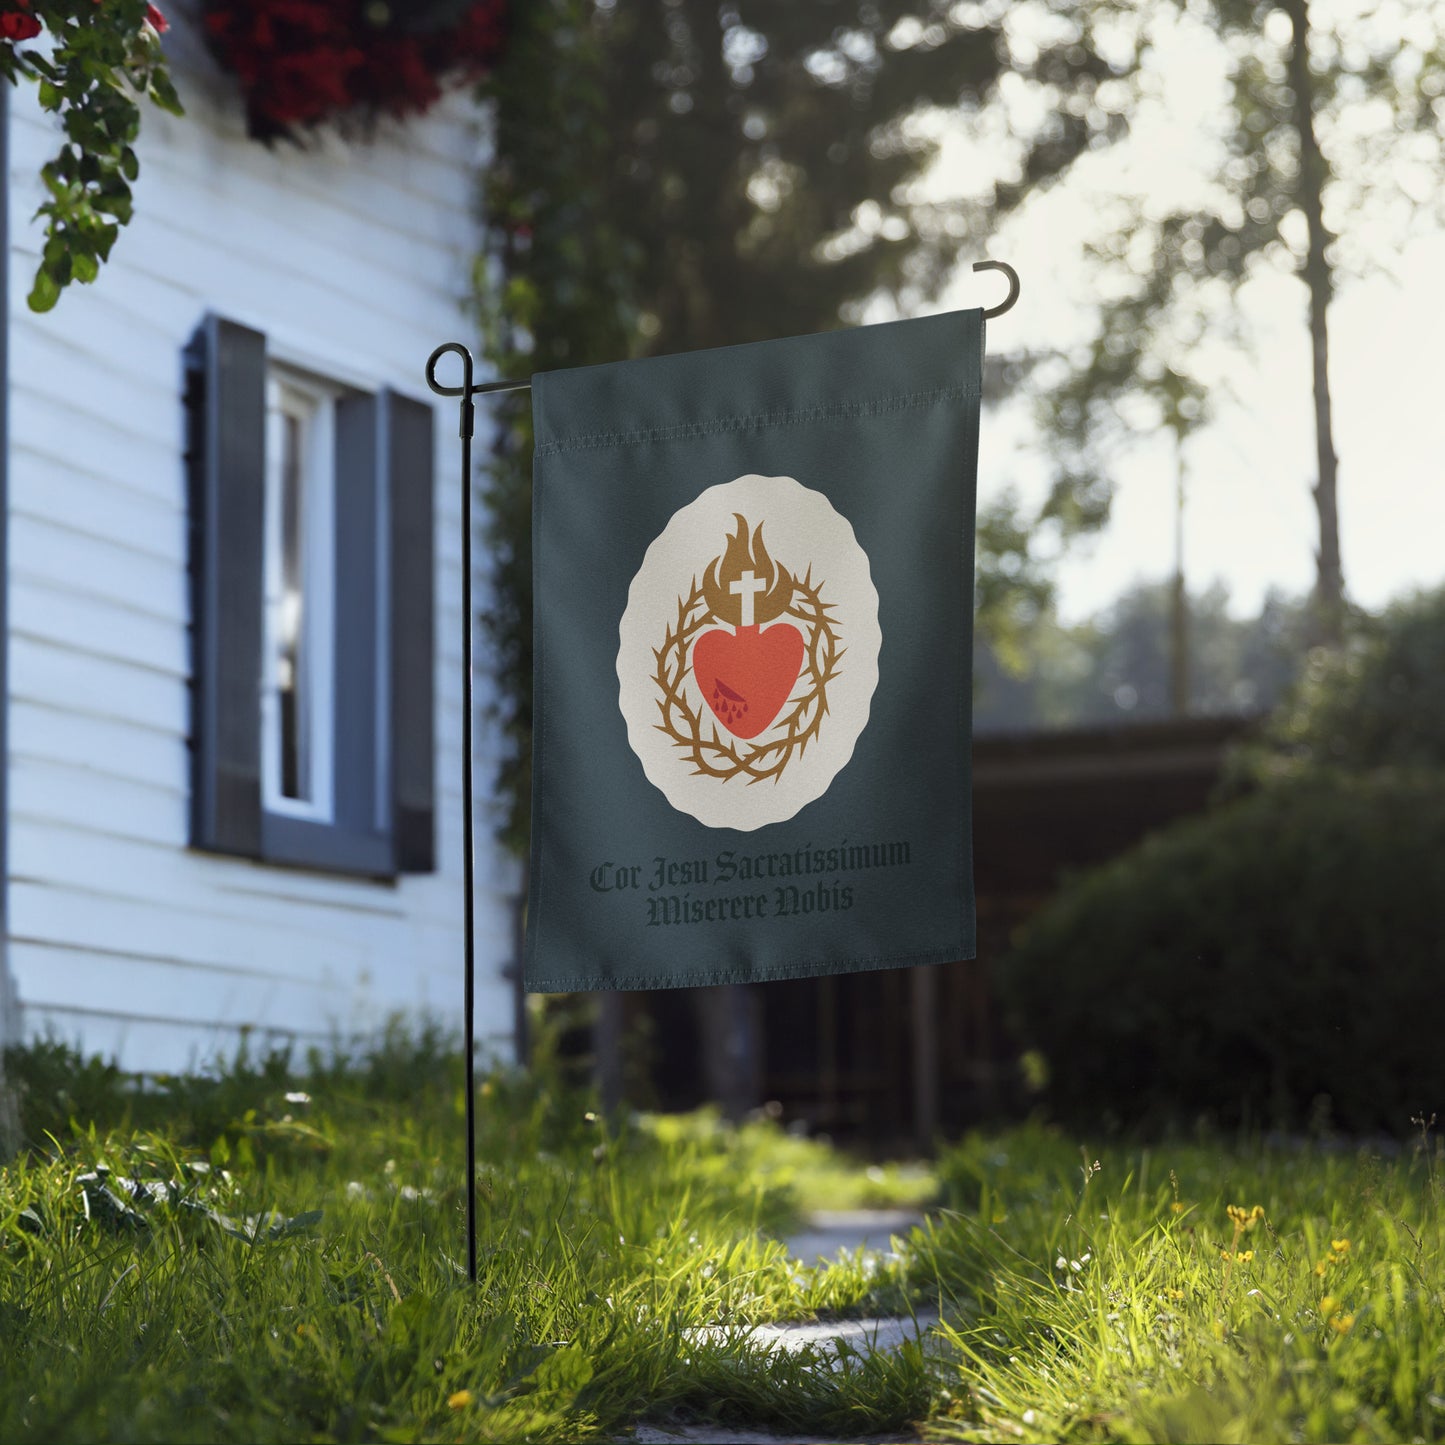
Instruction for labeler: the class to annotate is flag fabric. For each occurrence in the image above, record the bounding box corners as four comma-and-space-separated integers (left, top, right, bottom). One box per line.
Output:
524, 308, 982, 991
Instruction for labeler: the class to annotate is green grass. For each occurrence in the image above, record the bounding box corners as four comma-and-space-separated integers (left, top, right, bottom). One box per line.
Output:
917, 1123, 1445, 1443
0, 1029, 933, 1443
3, 1032, 1444, 1443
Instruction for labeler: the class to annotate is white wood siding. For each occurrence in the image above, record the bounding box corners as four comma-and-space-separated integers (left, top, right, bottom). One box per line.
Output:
5, 12, 520, 1072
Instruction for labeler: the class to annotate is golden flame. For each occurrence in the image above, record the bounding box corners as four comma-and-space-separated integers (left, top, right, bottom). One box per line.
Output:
702, 514, 794, 627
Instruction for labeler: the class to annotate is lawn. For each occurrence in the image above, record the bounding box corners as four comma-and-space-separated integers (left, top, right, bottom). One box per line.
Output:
2, 1030, 1442, 1443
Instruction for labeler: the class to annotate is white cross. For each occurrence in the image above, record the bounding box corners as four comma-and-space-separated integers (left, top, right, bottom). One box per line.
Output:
730, 569, 768, 627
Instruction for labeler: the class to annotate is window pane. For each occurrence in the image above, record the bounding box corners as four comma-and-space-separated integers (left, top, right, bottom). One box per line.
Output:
278, 410, 310, 801
263, 370, 336, 826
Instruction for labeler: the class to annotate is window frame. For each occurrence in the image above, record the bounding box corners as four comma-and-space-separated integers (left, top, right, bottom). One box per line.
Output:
186, 313, 437, 880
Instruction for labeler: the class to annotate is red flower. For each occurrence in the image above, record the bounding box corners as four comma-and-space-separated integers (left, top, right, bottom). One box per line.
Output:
146, 4, 168, 33
202, 0, 510, 137
1, 4, 42, 43
452, 5, 507, 64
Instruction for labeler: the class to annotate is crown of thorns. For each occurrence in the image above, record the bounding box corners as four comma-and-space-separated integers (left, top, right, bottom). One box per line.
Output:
651, 566, 842, 784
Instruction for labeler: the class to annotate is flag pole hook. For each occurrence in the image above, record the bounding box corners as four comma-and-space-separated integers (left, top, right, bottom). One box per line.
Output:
972, 259, 1020, 319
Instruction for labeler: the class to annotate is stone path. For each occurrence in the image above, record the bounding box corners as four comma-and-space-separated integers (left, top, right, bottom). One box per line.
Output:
633, 1424, 920, 1444
783, 1208, 927, 1269
622, 1209, 941, 1445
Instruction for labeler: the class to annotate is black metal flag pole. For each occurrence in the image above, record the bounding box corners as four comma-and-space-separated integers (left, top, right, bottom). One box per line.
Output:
425, 344, 528, 1285
424, 258, 1018, 1286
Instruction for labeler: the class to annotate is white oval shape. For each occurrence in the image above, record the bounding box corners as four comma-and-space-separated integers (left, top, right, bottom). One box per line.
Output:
617, 474, 881, 830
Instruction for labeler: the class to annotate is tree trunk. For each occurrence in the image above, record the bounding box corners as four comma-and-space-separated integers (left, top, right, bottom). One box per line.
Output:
510, 864, 530, 1069
1282, 0, 1344, 643
1170, 431, 1189, 716
698, 984, 762, 1123
593, 993, 626, 1114
0, 1059, 15, 1159
909, 966, 939, 1154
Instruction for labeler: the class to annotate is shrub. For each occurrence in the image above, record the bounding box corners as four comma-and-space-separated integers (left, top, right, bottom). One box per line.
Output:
996, 771, 1445, 1133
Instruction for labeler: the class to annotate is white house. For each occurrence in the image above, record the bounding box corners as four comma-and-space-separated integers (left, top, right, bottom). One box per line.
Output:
0, 10, 522, 1073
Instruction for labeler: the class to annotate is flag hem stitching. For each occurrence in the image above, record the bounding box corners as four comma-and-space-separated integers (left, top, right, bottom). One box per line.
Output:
533, 383, 981, 457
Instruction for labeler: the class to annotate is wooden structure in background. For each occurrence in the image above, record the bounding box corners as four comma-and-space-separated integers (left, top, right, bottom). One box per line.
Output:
607, 714, 1258, 1147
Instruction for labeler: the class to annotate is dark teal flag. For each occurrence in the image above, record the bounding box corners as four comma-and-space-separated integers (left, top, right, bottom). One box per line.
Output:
524, 309, 982, 991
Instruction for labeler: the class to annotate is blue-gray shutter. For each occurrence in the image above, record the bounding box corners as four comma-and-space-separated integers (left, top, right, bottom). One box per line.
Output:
187, 324, 434, 878
386, 390, 436, 874
332, 391, 387, 850
186, 315, 265, 858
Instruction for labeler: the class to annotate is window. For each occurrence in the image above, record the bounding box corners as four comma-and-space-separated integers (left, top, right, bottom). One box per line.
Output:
263, 371, 336, 823
185, 315, 436, 878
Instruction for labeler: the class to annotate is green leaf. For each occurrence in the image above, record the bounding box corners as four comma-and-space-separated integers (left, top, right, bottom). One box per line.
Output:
529, 1343, 594, 1396
28, 268, 61, 311
95, 193, 133, 225
150, 70, 184, 117
37, 80, 61, 112
264, 1209, 324, 1242
40, 167, 72, 203
206, 1207, 324, 1245
72, 251, 99, 285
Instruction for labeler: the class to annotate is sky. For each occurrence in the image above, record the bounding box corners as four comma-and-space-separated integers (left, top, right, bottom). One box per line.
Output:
924, 1, 1445, 624
969, 231, 1445, 625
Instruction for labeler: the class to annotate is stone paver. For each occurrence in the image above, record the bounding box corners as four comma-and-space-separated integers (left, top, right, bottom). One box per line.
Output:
689, 1310, 939, 1361
634, 1425, 917, 1444
783, 1209, 925, 1268
621, 1209, 943, 1445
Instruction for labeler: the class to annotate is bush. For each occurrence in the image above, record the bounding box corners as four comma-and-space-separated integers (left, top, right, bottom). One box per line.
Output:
997, 771, 1445, 1133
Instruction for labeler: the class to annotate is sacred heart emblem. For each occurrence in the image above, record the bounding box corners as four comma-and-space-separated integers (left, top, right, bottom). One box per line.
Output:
650, 508, 842, 773
693, 622, 805, 739
619, 474, 877, 830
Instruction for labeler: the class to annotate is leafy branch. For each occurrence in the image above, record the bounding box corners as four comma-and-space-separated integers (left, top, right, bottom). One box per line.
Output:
1, 2, 181, 311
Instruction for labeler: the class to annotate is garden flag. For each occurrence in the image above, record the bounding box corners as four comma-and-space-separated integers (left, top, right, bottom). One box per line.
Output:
524, 308, 982, 991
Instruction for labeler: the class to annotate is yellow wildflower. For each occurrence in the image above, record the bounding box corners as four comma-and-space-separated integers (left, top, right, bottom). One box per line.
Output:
1319, 1295, 1338, 1316
448, 1390, 475, 1410
1239, 1250, 1253, 1262
1170, 1202, 1186, 1214
1331, 1238, 1351, 1254
1329, 1313, 1355, 1335
1314, 1260, 1329, 1276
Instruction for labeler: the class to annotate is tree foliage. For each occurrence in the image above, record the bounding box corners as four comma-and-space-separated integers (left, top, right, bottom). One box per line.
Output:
1040, 0, 1445, 639
974, 579, 1309, 732
1, 1, 181, 311
477, 0, 1139, 850
1231, 583, 1445, 784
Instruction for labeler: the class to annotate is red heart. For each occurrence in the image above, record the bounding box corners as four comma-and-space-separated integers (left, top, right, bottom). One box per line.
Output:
692, 623, 805, 740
